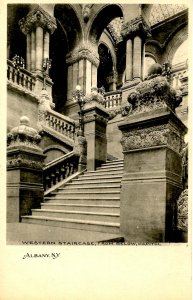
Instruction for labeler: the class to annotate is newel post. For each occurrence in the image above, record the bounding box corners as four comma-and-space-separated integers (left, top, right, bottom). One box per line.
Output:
118, 68, 187, 242
7, 116, 45, 222
83, 87, 109, 171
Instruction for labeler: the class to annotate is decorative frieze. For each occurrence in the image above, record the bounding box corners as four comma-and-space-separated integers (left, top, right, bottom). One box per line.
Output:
19, 6, 57, 34
121, 16, 151, 40
120, 123, 184, 154
7, 154, 44, 170
125, 76, 182, 116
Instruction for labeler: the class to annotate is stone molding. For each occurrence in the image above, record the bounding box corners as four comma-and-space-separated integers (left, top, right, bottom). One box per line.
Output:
121, 16, 151, 40
83, 113, 108, 126
66, 44, 99, 67
126, 76, 182, 116
120, 123, 184, 154
19, 6, 57, 34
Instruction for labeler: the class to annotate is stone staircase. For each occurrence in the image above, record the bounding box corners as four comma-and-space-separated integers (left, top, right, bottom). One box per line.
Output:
22, 160, 124, 235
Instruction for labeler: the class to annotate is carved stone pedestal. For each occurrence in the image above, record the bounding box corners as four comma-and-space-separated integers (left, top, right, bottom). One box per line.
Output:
83, 90, 109, 171
7, 117, 45, 222
119, 108, 186, 242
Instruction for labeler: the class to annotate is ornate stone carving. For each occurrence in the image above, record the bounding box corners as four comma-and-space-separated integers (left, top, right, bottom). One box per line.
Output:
7, 116, 42, 152
82, 4, 93, 22
120, 123, 183, 153
66, 44, 99, 67
176, 189, 188, 231
125, 76, 182, 117
7, 154, 44, 170
19, 6, 57, 34
121, 16, 151, 40
73, 135, 87, 165
84, 87, 105, 106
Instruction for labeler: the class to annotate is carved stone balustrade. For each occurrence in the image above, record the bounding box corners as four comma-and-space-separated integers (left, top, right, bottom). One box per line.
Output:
43, 151, 79, 191
7, 59, 35, 92
104, 90, 122, 110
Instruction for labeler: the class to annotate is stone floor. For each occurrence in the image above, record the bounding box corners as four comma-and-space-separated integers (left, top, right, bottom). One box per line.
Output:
6, 223, 124, 245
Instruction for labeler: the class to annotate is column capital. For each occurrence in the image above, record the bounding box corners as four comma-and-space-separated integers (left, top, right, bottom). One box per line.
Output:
121, 16, 151, 40
19, 6, 57, 35
66, 43, 99, 67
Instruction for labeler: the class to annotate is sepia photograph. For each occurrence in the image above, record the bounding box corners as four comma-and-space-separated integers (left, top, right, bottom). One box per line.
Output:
6, 3, 189, 245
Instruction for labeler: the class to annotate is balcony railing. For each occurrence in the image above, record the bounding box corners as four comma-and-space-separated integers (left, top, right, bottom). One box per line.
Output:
7, 59, 35, 92
104, 90, 122, 109
171, 60, 188, 91
45, 109, 76, 141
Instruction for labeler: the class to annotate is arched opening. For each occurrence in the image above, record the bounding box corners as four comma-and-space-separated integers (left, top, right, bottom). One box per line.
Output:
7, 4, 30, 62
172, 40, 188, 66
50, 4, 82, 113
144, 55, 157, 78
97, 44, 114, 92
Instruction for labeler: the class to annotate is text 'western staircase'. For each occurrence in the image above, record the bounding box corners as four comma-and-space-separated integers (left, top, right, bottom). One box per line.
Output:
22, 160, 123, 234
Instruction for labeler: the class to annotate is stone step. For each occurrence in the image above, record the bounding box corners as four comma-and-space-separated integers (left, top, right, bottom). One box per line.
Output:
74, 173, 123, 181
97, 163, 124, 170
31, 209, 120, 222
44, 197, 120, 205
72, 178, 122, 185
22, 216, 120, 234
41, 203, 120, 213
58, 185, 121, 192
51, 190, 120, 197
85, 167, 123, 175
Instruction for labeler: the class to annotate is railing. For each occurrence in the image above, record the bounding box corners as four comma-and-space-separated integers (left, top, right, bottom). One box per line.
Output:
104, 90, 122, 109
7, 59, 35, 91
45, 109, 76, 141
43, 151, 79, 192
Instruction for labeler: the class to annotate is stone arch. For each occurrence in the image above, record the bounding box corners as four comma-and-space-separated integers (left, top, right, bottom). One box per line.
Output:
88, 4, 124, 44
97, 43, 114, 92
164, 25, 188, 64
43, 145, 67, 164
50, 4, 83, 112
98, 38, 116, 69
7, 4, 30, 61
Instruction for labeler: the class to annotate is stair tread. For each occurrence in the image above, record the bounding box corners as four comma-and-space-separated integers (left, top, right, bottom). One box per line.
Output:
58, 185, 121, 189
22, 215, 120, 227
32, 209, 120, 216
54, 191, 120, 194
41, 203, 120, 208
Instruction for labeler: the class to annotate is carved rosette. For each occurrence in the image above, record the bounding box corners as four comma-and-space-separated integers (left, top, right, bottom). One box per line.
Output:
7, 116, 42, 153
66, 44, 99, 67
120, 123, 184, 154
121, 16, 151, 40
176, 189, 188, 231
19, 6, 57, 34
126, 76, 182, 116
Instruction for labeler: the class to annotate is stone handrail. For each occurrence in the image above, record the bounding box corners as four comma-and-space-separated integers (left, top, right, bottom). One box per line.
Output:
45, 109, 76, 141
104, 90, 122, 109
7, 59, 35, 91
43, 151, 79, 192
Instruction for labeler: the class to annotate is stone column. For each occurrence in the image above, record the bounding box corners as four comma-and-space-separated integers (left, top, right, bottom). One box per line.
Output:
118, 74, 187, 242
26, 33, 31, 71
35, 26, 44, 72
31, 31, 36, 72
7, 116, 45, 223
125, 39, 133, 81
133, 36, 142, 79
83, 88, 109, 171
121, 16, 151, 103
65, 44, 99, 117
19, 6, 56, 91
